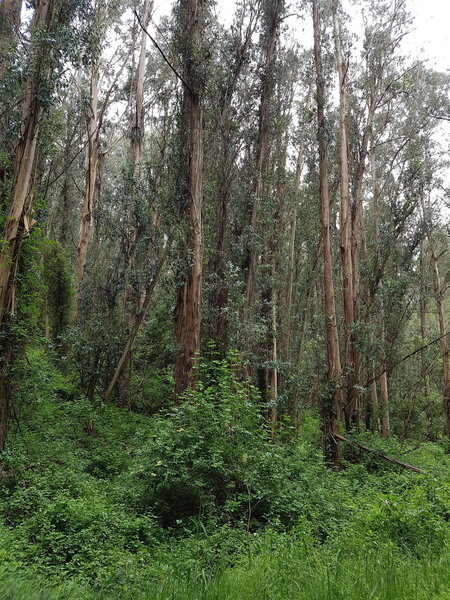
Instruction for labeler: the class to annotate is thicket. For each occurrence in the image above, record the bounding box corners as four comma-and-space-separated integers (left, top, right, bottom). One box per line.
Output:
1, 344, 450, 599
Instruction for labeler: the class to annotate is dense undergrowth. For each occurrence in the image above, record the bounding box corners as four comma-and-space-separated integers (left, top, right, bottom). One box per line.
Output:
1, 346, 450, 599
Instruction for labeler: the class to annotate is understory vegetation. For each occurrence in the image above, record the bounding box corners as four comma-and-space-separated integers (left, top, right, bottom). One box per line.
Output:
1, 348, 450, 599
1, 0, 450, 597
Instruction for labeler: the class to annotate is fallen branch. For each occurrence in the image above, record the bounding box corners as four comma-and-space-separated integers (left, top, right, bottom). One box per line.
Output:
334, 433, 424, 473
103, 245, 169, 402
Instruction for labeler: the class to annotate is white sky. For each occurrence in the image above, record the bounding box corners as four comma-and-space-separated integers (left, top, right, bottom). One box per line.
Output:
208, 0, 450, 73
406, 0, 450, 71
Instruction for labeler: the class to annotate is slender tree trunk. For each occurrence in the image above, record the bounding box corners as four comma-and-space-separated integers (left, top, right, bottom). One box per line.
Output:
131, 1, 151, 170
242, 0, 283, 309
369, 357, 379, 431
269, 284, 278, 440
332, 2, 358, 432
267, 137, 289, 435
369, 144, 390, 437
212, 123, 232, 348
74, 58, 100, 316
59, 111, 74, 246
118, 0, 152, 404
431, 256, 450, 437
419, 243, 433, 438
313, 0, 343, 467
104, 247, 168, 402
174, 0, 205, 399
379, 309, 390, 437
285, 142, 305, 360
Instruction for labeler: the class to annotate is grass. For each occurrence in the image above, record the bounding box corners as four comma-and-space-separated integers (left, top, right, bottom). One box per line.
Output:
2, 347, 450, 600
1, 543, 450, 600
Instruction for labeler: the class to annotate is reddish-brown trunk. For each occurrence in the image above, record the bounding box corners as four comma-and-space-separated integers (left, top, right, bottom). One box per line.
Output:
174, 0, 204, 399
313, 0, 343, 467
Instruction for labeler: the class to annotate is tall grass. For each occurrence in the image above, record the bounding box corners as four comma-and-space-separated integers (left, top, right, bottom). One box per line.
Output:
2, 543, 450, 600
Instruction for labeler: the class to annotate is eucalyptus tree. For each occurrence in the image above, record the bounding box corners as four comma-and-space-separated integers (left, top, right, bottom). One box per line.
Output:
174, 0, 208, 398
204, 0, 262, 350
241, 0, 285, 311
331, 0, 357, 431
419, 212, 449, 437
364, 58, 449, 436
312, 0, 343, 466
114, 0, 153, 402
0, 0, 93, 450
74, 0, 130, 318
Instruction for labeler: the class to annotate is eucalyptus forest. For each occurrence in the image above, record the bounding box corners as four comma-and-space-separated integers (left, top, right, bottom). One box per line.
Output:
1, 0, 450, 598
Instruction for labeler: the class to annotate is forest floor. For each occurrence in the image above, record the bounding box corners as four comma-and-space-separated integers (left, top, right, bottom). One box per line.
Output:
1, 347, 450, 599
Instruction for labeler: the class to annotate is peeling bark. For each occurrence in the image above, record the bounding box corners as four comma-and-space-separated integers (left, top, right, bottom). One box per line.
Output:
174, 0, 205, 399
313, 0, 343, 467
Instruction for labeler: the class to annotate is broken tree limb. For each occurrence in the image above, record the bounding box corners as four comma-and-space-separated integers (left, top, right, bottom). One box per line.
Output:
103, 245, 169, 403
366, 331, 450, 387
334, 433, 424, 473
134, 10, 193, 96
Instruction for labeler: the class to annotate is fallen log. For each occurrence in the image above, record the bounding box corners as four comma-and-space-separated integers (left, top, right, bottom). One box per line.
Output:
334, 433, 424, 473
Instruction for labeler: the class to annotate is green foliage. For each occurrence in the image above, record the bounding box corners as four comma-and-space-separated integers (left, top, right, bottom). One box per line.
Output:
67, 309, 127, 400
134, 352, 266, 525
1, 346, 450, 598
43, 241, 73, 344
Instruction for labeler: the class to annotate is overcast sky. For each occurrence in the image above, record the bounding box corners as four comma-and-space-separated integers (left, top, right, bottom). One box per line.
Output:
396, 0, 449, 71
198, 0, 450, 73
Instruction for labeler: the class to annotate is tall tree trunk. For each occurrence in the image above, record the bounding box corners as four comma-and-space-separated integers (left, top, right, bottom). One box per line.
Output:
242, 0, 283, 309
419, 243, 433, 439
118, 0, 152, 404
284, 142, 305, 361
332, 2, 358, 432
74, 58, 100, 316
174, 0, 205, 399
213, 138, 231, 347
267, 134, 289, 436
0, 0, 61, 450
370, 143, 390, 437
379, 307, 390, 437
313, 0, 343, 467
